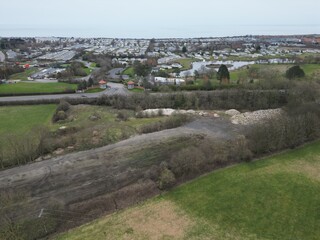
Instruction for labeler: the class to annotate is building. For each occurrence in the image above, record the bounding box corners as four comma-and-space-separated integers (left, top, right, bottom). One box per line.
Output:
99, 80, 108, 89
127, 81, 135, 90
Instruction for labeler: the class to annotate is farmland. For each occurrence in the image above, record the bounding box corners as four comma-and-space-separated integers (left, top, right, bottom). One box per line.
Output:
55, 140, 320, 240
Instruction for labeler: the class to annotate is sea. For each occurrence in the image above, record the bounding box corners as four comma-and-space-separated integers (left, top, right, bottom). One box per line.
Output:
0, 24, 319, 38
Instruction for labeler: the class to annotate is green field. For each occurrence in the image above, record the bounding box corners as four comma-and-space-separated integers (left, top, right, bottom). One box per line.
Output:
122, 67, 135, 77
0, 105, 56, 135
229, 63, 320, 82
129, 88, 144, 92
83, 67, 92, 75
56, 141, 320, 240
301, 64, 320, 76
9, 67, 39, 80
85, 87, 105, 93
175, 58, 199, 71
0, 82, 77, 94
90, 62, 97, 68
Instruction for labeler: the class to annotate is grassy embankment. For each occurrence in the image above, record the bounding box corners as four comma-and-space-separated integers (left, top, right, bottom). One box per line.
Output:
0, 82, 77, 95
0, 104, 167, 168
56, 140, 320, 240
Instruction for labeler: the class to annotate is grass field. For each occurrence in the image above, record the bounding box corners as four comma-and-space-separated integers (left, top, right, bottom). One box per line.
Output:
9, 67, 39, 80
129, 88, 144, 92
175, 58, 200, 71
0, 82, 77, 94
55, 141, 320, 240
83, 67, 92, 75
301, 64, 320, 76
85, 87, 104, 93
0, 105, 56, 136
90, 62, 97, 68
123, 67, 135, 78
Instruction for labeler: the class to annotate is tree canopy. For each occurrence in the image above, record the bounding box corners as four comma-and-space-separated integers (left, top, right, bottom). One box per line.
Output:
286, 65, 305, 80
217, 65, 230, 84
133, 61, 151, 77
182, 46, 187, 53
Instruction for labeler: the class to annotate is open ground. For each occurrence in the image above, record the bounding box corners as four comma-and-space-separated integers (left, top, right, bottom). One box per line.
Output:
55, 140, 320, 240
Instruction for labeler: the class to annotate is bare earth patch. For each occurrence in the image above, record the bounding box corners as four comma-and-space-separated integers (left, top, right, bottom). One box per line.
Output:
287, 159, 320, 181
248, 156, 320, 182
124, 200, 192, 239
57, 200, 193, 240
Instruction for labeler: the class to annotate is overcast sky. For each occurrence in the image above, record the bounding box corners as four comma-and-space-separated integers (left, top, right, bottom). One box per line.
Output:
1, 0, 320, 37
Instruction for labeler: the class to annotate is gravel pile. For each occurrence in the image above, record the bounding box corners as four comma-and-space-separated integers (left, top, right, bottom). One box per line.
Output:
230, 108, 283, 125
225, 109, 241, 116
140, 108, 210, 117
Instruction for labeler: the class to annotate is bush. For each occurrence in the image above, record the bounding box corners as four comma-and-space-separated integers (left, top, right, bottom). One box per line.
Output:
247, 111, 320, 155
169, 147, 206, 178
286, 65, 305, 80
158, 167, 176, 190
52, 110, 67, 123
139, 114, 190, 134
117, 111, 129, 121
56, 100, 71, 112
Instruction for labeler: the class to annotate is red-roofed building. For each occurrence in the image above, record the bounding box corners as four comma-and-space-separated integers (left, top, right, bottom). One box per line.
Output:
99, 80, 108, 89
127, 81, 135, 90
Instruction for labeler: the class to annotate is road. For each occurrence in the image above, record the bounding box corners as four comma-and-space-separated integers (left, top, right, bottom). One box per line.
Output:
0, 51, 5, 62
0, 82, 129, 102
107, 68, 124, 79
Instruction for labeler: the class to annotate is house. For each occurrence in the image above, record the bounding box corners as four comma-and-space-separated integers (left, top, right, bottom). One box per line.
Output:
127, 81, 135, 90
99, 80, 108, 89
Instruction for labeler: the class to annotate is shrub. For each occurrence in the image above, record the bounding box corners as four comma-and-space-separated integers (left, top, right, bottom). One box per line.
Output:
56, 100, 71, 112
286, 65, 305, 80
117, 111, 129, 121
139, 114, 190, 134
247, 111, 320, 155
169, 147, 206, 178
52, 110, 67, 123
158, 168, 176, 190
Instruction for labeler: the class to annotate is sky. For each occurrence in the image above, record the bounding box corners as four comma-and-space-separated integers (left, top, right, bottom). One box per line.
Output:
1, 0, 320, 38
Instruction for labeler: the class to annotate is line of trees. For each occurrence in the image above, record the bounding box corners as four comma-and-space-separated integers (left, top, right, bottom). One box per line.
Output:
0, 65, 24, 79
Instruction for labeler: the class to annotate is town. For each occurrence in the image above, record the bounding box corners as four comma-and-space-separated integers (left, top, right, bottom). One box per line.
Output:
1, 35, 320, 96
